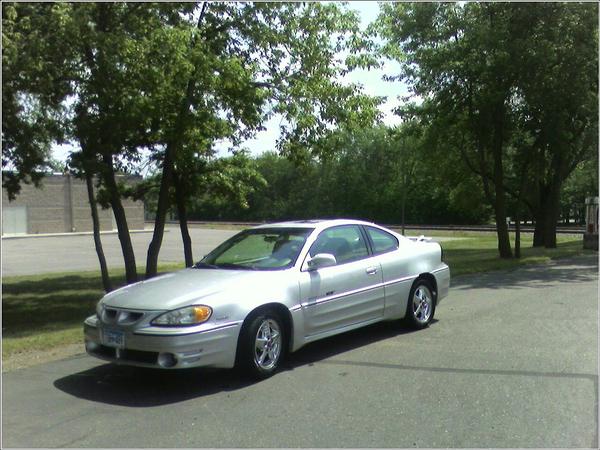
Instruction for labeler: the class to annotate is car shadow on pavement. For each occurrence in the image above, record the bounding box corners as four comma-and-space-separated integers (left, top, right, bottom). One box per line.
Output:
451, 254, 598, 291
53, 320, 428, 407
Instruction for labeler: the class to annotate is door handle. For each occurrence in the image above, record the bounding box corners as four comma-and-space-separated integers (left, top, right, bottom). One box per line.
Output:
366, 266, 378, 275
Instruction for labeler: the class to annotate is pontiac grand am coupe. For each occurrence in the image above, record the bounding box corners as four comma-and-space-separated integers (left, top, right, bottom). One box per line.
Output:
84, 219, 450, 378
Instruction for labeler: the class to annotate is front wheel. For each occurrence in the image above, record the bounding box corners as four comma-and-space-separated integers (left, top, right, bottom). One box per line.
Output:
405, 280, 435, 329
237, 312, 285, 379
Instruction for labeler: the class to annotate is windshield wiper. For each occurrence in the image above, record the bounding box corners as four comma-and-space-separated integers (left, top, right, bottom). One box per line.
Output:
215, 262, 257, 270
193, 262, 219, 269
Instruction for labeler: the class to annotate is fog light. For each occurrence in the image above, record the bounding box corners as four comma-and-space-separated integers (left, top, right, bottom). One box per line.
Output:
85, 340, 99, 352
157, 352, 177, 368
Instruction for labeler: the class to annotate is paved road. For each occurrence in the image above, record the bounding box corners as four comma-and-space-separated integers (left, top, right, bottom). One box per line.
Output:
2, 255, 597, 448
1, 226, 238, 277
1, 226, 461, 276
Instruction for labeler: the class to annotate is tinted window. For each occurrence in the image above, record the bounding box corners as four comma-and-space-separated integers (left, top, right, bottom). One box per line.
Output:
309, 225, 369, 264
366, 226, 399, 255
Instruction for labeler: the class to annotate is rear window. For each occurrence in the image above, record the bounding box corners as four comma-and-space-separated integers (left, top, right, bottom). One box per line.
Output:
366, 226, 399, 255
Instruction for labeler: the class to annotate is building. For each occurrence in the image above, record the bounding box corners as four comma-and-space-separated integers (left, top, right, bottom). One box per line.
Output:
1, 173, 145, 235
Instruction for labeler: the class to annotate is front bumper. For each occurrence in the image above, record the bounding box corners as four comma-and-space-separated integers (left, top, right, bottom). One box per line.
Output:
83, 315, 242, 369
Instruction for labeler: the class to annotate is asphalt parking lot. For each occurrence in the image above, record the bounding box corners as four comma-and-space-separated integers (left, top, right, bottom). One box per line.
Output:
2, 254, 597, 448
1, 226, 238, 276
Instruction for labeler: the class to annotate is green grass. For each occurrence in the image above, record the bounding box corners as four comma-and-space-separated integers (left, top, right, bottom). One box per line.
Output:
2, 263, 184, 358
1, 234, 593, 359
442, 234, 591, 275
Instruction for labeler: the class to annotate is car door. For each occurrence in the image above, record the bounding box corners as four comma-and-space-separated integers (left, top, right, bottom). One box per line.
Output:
298, 225, 385, 338
364, 225, 415, 319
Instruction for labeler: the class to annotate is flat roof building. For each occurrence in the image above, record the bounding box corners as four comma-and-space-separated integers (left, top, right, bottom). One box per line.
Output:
1, 173, 144, 236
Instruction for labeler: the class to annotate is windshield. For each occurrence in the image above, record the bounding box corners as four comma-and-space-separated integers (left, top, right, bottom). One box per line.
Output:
197, 227, 314, 271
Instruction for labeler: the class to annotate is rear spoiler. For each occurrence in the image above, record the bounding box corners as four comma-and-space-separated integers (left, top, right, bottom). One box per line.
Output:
407, 235, 432, 242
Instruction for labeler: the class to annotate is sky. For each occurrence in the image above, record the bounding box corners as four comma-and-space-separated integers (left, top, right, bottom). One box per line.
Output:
52, 2, 408, 162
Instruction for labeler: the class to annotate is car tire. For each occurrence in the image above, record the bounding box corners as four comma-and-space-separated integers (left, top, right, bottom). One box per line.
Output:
236, 311, 286, 379
405, 279, 436, 329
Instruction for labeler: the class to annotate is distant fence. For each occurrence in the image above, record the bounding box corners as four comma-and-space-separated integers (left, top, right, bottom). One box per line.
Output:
148, 220, 584, 235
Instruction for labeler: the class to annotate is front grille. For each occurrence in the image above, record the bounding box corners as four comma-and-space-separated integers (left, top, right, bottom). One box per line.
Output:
91, 345, 158, 365
102, 308, 145, 325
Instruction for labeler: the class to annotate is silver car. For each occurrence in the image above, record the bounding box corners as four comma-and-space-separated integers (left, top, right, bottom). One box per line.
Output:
84, 219, 450, 378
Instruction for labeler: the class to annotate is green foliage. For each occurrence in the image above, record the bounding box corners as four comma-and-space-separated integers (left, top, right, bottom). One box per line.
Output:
188, 125, 492, 225
375, 2, 598, 250
2, 3, 72, 198
143, 151, 267, 220
560, 159, 599, 224
186, 151, 268, 214
3, 1, 382, 205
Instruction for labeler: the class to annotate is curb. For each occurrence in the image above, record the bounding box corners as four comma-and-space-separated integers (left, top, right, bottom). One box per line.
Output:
1, 229, 158, 240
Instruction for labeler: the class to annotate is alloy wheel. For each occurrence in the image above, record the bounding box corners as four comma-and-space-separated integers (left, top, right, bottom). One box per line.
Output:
254, 318, 282, 371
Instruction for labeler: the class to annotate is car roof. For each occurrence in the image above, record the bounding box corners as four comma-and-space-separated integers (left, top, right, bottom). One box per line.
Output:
253, 219, 380, 231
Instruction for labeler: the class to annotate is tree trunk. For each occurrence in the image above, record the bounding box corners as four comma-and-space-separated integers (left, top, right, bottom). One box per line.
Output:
494, 205, 512, 258
532, 182, 561, 249
145, 5, 207, 278
146, 146, 174, 278
173, 170, 194, 267
400, 183, 407, 236
84, 170, 112, 292
491, 102, 512, 259
102, 154, 138, 284
514, 209, 521, 259
533, 209, 545, 247
542, 182, 561, 248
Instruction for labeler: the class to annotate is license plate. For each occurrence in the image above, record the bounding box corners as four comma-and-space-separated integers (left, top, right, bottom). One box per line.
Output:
101, 328, 125, 349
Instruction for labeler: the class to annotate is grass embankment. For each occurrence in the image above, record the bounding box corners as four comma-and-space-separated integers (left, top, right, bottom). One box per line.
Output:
440, 233, 588, 275
1, 234, 593, 361
2, 263, 183, 361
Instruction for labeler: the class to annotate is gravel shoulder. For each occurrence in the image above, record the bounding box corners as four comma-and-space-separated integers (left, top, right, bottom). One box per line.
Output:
2, 344, 84, 373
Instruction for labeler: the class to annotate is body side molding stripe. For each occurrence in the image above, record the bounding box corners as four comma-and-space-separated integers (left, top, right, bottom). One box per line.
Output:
301, 274, 418, 308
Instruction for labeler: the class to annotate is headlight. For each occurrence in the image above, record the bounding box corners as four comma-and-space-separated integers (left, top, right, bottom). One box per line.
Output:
96, 301, 104, 318
151, 305, 213, 326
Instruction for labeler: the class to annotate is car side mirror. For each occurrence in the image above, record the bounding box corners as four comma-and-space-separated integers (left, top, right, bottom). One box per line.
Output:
306, 253, 337, 271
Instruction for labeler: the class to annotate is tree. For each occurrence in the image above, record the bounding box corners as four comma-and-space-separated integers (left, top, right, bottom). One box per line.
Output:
511, 3, 598, 247
389, 125, 420, 235
376, 2, 598, 255
2, 3, 71, 198
69, 152, 112, 292
168, 151, 266, 267
4, 2, 381, 283
377, 3, 517, 257
143, 1, 383, 277
66, 2, 185, 284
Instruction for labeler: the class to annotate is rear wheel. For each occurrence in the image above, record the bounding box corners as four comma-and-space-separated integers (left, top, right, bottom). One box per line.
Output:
405, 280, 435, 329
237, 311, 285, 379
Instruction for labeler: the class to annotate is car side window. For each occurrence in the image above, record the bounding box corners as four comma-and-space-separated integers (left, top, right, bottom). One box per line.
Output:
366, 226, 399, 255
309, 225, 369, 265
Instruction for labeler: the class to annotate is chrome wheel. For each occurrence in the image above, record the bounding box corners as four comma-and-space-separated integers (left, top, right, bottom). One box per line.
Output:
412, 284, 433, 324
254, 318, 282, 371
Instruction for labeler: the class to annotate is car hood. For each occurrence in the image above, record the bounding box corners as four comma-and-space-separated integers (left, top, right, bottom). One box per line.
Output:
101, 268, 283, 310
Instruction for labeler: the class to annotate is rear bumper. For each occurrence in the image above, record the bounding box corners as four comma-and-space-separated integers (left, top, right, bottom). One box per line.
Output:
83, 315, 242, 369
433, 265, 450, 304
